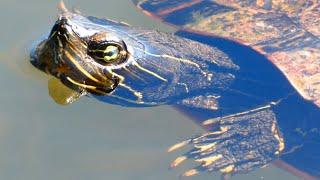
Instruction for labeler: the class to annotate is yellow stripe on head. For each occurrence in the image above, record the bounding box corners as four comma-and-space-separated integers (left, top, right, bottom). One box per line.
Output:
66, 76, 107, 95
64, 50, 101, 83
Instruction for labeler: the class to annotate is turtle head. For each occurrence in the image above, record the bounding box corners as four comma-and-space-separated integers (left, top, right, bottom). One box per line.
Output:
30, 11, 171, 106
30, 13, 134, 96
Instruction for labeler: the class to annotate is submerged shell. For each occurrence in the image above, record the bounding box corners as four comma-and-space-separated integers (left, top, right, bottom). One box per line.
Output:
133, 0, 320, 107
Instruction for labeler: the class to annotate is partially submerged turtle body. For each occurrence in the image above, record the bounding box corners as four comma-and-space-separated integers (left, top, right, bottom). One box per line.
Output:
132, 0, 320, 177
134, 0, 320, 107
30, 2, 320, 179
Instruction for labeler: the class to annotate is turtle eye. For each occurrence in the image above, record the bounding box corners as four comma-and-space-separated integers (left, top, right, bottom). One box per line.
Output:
88, 42, 128, 65
103, 45, 120, 62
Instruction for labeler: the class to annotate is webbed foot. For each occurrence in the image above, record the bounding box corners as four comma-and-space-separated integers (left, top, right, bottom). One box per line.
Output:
168, 109, 284, 177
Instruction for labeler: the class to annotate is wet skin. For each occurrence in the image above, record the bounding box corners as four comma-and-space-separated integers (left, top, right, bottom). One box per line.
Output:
31, 10, 320, 178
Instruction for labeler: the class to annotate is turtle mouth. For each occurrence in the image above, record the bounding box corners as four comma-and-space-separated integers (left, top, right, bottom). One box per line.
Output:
30, 16, 120, 95
60, 74, 120, 95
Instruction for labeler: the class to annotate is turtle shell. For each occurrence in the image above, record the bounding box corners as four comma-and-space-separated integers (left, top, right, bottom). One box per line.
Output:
133, 0, 320, 107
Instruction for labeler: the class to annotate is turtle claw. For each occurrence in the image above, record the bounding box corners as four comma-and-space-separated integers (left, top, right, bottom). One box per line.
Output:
167, 140, 191, 153
202, 118, 219, 126
182, 168, 200, 177
169, 109, 284, 176
170, 156, 188, 168
180, 165, 234, 177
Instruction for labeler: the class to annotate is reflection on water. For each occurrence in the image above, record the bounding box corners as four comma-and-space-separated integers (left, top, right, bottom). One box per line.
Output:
0, 0, 300, 179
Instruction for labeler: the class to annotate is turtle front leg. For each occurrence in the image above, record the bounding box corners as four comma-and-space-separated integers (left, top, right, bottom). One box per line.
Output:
168, 108, 284, 177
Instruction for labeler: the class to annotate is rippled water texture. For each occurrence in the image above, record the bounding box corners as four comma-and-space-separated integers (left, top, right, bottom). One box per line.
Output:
0, 0, 299, 179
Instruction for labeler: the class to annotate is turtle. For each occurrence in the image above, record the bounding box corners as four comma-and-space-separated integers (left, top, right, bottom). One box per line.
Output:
30, 1, 320, 179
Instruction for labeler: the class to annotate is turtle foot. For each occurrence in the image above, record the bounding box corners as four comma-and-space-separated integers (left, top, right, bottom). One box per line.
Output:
168, 109, 285, 177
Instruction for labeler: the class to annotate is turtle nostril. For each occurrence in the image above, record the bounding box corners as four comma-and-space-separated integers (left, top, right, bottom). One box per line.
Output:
49, 17, 69, 37
59, 16, 68, 21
